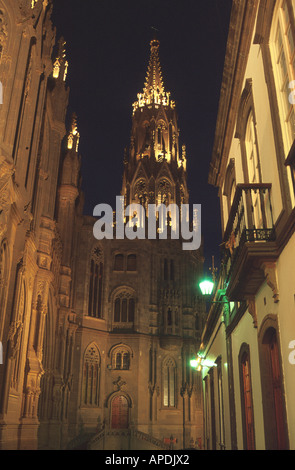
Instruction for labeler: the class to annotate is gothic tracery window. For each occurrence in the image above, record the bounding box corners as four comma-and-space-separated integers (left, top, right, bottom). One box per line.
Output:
88, 247, 103, 318
134, 179, 148, 207
163, 357, 176, 408
157, 179, 172, 206
113, 291, 135, 325
111, 346, 131, 370
82, 344, 100, 407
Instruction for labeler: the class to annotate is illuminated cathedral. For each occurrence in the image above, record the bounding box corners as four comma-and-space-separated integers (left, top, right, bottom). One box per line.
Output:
0, 0, 205, 450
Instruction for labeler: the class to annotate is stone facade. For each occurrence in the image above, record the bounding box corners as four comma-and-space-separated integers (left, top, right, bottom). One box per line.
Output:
0, 1, 205, 450
201, 0, 295, 450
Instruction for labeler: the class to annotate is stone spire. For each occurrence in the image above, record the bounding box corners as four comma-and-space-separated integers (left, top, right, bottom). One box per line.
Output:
144, 39, 165, 96
122, 38, 189, 210
132, 39, 175, 114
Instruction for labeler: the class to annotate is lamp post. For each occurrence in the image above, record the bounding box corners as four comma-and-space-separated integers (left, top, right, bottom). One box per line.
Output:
191, 265, 230, 372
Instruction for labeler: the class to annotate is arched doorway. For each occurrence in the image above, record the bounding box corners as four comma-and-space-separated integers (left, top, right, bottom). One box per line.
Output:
111, 395, 129, 429
259, 320, 289, 450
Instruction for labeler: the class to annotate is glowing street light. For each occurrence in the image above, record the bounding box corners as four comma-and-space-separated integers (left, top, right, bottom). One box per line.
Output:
190, 355, 217, 372
199, 279, 214, 296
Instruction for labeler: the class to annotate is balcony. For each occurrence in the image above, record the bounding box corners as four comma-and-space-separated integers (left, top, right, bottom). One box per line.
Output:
221, 184, 277, 300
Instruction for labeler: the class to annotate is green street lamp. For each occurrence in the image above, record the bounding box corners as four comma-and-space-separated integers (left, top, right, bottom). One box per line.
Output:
190, 355, 217, 372
199, 279, 214, 296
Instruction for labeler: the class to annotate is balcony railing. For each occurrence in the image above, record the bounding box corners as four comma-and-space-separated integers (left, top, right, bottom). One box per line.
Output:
221, 184, 276, 288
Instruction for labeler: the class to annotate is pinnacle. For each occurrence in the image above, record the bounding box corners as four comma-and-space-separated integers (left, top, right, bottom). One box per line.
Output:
132, 39, 175, 114
143, 39, 165, 97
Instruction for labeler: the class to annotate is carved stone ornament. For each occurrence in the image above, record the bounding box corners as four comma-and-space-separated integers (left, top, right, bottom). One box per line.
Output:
92, 245, 103, 264
8, 321, 24, 359
0, 157, 16, 238
0, 9, 8, 52
113, 376, 126, 391
262, 262, 279, 303
246, 295, 257, 328
18, 0, 42, 18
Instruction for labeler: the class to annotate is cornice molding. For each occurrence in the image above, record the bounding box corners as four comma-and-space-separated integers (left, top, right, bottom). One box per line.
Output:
208, 0, 259, 188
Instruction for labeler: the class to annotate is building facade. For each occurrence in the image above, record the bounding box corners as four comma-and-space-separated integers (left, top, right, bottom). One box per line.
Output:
199, 0, 295, 451
0, 0, 205, 450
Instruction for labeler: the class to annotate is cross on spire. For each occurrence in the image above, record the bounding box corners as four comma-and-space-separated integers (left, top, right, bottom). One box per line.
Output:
151, 26, 159, 39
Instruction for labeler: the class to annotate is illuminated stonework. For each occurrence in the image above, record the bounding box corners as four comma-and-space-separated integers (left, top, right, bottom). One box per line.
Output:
0, 5, 204, 450
53, 38, 68, 82
132, 39, 175, 114
67, 113, 80, 152
123, 39, 189, 210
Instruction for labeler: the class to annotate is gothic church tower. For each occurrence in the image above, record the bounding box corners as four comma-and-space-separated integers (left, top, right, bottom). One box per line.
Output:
122, 38, 188, 211
0, 1, 205, 451
66, 38, 205, 451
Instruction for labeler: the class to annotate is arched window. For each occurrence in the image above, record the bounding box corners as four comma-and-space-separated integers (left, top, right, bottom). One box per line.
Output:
134, 179, 148, 210
245, 111, 263, 228
112, 347, 131, 371
88, 247, 103, 318
115, 351, 130, 370
163, 357, 176, 408
111, 395, 129, 429
157, 179, 172, 206
271, 0, 295, 154
258, 318, 289, 449
239, 345, 255, 450
223, 158, 236, 218
113, 291, 135, 325
127, 254, 137, 271
81, 344, 100, 407
114, 254, 124, 271
164, 306, 179, 335
245, 111, 261, 185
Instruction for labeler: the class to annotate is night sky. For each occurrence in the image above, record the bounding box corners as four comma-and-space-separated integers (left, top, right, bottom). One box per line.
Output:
51, 0, 233, 275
